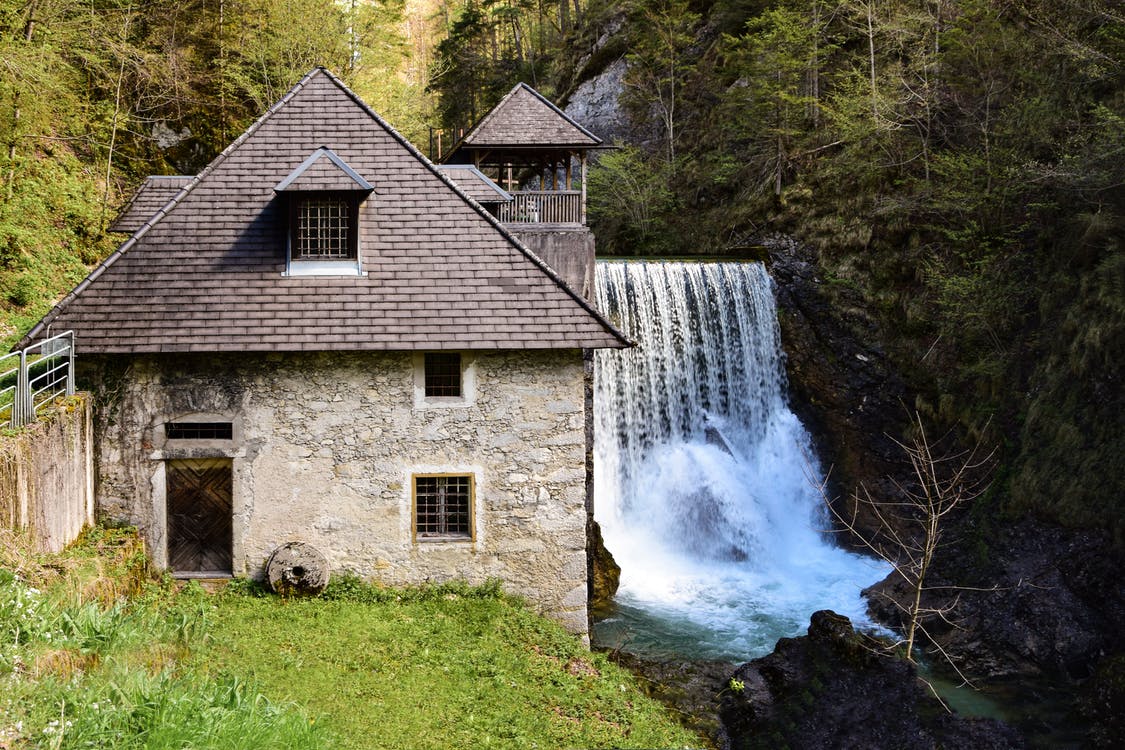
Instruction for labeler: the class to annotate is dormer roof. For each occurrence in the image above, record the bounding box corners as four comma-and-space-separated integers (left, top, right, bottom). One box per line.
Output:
274, 147, 373, 192
458, 83, 603, 150
19, 68, 628, 354
108, 175, 193, 233
435, 165, 511, 204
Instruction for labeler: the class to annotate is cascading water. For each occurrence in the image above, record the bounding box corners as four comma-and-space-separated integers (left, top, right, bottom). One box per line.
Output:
593, 260, 890, 662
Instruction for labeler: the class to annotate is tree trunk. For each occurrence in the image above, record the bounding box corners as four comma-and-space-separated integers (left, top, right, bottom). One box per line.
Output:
100, 3, 134, 231
5, 2, 38, 202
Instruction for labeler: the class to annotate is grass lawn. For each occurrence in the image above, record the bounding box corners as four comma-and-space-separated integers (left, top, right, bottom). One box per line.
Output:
197, 580, 704, 749
1, 529, 705, 749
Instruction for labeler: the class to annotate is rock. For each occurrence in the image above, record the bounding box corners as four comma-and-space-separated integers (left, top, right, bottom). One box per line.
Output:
1079, 654, 1125, 748
720, 611, 1027, 750
266, 541, 330, 596
604, 649, 732, 746
763, 235, 912, 547
866, 518, 1125, 682
587, 518, 620, 608
565, 57, 629, 144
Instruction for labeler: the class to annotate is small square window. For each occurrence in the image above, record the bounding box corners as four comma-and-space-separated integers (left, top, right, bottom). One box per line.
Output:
295, 198, 353, 259
288, 193, 360, 266
424, 353, 462, 397
414, 474, 473, 539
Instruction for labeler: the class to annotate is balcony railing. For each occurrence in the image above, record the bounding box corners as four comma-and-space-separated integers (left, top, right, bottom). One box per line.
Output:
498, 190, 583, 225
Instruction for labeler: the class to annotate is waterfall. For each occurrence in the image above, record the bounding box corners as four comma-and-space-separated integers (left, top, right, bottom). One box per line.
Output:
593, 261, 889, 661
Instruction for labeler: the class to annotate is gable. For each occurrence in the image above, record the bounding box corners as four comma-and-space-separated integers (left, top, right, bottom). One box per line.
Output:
275, 148, 373, 192
462, 84, 602, 148
21, 69, 628, 354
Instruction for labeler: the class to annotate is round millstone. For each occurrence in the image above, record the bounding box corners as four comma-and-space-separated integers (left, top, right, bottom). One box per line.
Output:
266, 541, 330, 596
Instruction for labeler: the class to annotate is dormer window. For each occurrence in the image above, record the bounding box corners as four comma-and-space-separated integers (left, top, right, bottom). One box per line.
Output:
292, 194, 357, 260
275, 147, 372, 276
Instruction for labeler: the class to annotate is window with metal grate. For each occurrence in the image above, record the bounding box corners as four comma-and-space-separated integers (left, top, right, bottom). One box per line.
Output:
295, 198, 352, 258
424, 352, 462, 397
413, 474, 473, 539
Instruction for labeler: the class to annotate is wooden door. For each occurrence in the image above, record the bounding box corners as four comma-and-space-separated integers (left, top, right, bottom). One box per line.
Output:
167, 459, 232, 574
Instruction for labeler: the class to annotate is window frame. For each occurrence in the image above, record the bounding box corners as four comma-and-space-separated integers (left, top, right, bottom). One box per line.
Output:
413, 352, 476, 409
285, 191, 364, 276
412, 473, 475, 542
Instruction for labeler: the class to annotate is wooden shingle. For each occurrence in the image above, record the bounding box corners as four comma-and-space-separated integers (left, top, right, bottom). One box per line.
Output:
107, 175, 193, 233
459, 83, 602, 149
21, 69, 628, 354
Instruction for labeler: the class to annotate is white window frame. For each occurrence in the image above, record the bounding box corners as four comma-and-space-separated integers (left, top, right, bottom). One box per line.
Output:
412, 352, 476, 409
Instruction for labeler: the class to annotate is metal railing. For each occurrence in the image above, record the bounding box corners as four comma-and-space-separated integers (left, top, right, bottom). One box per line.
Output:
0, 331, 76, 428
497, 190, 583, 225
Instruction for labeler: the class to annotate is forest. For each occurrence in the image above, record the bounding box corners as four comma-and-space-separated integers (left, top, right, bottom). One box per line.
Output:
4, 0, 1118, 545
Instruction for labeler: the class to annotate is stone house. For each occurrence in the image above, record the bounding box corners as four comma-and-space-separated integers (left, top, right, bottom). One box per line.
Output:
19, 68, 628, 637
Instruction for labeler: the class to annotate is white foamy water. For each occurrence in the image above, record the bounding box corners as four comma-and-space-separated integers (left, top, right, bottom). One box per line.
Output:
593, 261, 890, 661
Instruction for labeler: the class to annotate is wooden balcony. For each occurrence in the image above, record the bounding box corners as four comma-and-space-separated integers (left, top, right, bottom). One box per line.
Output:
498, 190, 584, 225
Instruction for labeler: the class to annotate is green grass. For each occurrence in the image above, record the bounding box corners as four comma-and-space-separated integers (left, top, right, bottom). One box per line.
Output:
1, 530, 704, 749
0, 528, 328, 749
197, 578, 703, 749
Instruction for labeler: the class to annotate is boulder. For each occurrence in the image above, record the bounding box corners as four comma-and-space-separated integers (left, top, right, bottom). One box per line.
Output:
720, 611, 1026, 750
587, 518, 620, 607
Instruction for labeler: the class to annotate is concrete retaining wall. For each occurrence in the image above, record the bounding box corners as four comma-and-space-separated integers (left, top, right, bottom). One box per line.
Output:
512, 226, 596, 300
0, 395, 94, 552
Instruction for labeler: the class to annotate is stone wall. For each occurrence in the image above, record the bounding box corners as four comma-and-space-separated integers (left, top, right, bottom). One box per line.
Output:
0, 395, 94, 552
82, 350, 591, 636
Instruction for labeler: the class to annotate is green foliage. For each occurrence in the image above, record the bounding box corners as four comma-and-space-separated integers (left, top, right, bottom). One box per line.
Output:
1, 528, 326, 749
319, 571, 506, 603
428, 0, 582, 131
622, 0, 701, 166
588, 144, 676, 254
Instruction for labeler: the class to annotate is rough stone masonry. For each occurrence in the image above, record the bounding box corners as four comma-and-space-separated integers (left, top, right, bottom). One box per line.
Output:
82, 348, 592, 637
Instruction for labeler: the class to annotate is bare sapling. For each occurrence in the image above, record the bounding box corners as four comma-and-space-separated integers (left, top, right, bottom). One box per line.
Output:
811, 412, 996, 684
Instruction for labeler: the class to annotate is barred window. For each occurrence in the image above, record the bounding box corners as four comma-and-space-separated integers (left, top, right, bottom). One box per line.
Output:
414, 474, 473, 539
293, 197, 355, 259
424, 353, 462, 397
165, 422, 233, 440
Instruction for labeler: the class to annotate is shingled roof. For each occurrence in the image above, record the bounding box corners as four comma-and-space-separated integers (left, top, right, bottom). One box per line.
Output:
21, 68, 628, 354
434, 165, 511, 204
458, 83, 602, 149
107, 175, 193, 233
